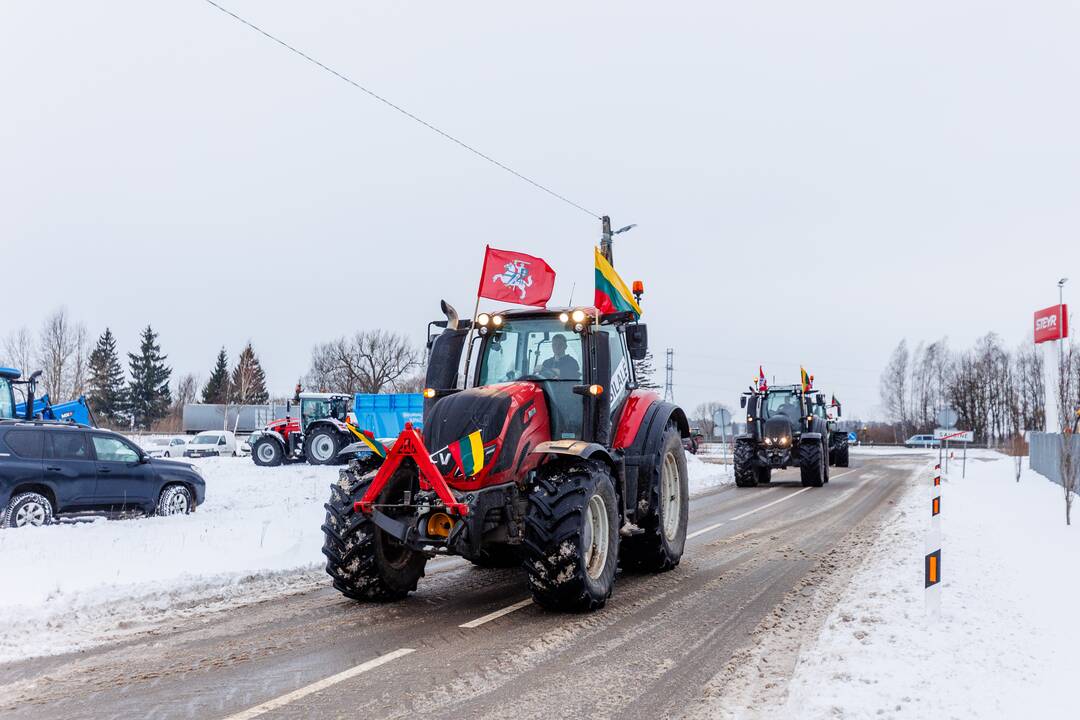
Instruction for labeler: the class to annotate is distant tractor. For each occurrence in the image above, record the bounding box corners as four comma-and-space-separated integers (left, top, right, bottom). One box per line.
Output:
250, 393, 368, 466
322, 297, 692, 611
734, 384, 831, 488
815, 395, 849, 468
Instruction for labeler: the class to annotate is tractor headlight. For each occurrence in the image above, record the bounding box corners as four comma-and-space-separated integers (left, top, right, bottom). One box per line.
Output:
765, 437, 773, 445
476, 313, 491, 327
559, 312, 570, 323
571, 309, 587, 323
492, 314, 504, 327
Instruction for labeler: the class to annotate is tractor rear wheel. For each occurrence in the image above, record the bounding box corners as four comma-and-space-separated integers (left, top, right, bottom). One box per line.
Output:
734, 439, 758, 487
523, 460, 619, 611
322, 465, 427, 601
306, 426, 343, 465
799, 440, 825, 487
621, 426, 688, 573
252, 437, 284, 467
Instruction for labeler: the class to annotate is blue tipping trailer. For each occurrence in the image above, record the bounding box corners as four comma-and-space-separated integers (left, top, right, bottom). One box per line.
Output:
352, 393, 424, 439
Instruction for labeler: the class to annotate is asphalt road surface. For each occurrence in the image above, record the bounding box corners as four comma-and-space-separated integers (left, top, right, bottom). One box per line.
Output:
0, 454, 917, 720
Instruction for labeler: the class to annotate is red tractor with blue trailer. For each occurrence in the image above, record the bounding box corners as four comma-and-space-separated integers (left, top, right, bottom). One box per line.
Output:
322, 296, 692, 611
250, 392, 367, 466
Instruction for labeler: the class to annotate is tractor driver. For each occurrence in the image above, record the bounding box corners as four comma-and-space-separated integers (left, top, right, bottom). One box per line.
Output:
539, 334, 580, 380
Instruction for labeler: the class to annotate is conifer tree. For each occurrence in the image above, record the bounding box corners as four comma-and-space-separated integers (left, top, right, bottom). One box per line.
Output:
126, 325, 172, 429
201, 347, 230, 404
86, 328, 126, 424
230, 342, 269, 405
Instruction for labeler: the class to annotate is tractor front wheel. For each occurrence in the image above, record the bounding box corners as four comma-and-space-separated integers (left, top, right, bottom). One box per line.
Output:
799, 440, 826, 487
734, 439, 758, 487
834, 439, 850, 468
321, 466, 427, 601
306, 426, 343, 465
524, 460, 619, 611
621, 426, 688, 573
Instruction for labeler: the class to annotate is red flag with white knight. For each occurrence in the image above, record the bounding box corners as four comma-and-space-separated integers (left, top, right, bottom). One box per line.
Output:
758, 366, 768, 392
478, 246, 556, 308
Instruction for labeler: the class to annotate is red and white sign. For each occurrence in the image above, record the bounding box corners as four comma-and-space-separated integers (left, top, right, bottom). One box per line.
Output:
477, 246, 556, 308
1034, 304, 1068, 344
933, 428, 974, 442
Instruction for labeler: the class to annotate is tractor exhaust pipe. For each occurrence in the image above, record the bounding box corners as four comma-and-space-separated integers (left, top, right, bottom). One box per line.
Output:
23, 370, 42, 421
441, 300, 460, 331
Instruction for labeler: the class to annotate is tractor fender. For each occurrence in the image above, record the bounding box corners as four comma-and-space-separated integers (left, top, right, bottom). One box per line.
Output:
259, 430, 287, 448
615, 398, 689, 521
800, 432, 823, 442
308, 418, 350, 434
532, 439, 616, 473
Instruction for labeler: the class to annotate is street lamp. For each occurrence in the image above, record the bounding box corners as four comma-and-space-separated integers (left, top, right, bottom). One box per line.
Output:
600, 217, 636, 266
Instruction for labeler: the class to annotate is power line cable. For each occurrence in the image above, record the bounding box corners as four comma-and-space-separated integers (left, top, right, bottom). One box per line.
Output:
202, 0, 599, 219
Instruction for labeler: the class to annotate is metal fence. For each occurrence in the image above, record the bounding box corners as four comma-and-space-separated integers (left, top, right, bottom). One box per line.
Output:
1029, 432, 1080, 488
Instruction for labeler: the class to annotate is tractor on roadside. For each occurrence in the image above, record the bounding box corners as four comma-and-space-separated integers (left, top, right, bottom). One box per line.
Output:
814, 394, 849, 468
251, 392, 375, 467
734, 384, 831, 488
322, 295, 692, 611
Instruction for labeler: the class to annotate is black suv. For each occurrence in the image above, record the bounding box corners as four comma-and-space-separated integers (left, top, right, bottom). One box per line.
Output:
0, 420, 206, 528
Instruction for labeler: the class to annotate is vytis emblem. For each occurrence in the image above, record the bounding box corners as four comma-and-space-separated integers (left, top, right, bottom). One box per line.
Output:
492, 260, 534, 300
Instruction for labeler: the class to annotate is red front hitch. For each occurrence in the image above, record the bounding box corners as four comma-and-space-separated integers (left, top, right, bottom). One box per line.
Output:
353, 423, 470, 517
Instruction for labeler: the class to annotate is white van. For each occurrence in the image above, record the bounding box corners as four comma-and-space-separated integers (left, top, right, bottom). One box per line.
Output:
183, 430, 238, 458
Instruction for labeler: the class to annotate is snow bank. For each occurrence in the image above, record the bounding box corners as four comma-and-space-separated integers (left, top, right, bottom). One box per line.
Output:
687, 453, 732, 494
781, 452, 1080, 719
0, 458, 336, 663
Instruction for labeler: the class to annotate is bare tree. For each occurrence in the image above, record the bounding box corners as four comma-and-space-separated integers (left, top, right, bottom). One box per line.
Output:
171, 373, 199, 423
692, 401, 730, 440
35, 308, 88, 401
880, 340, 910, 441
306, 330, 419, 394
2, 327, 35, 378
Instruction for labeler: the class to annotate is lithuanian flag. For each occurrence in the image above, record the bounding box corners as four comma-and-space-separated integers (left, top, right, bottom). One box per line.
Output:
800, 366, 812, 392
448, 430, 485, 476
346, 423, 388, 458
594, 247, 642, 319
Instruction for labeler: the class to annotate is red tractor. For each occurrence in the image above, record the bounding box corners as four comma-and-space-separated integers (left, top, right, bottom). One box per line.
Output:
322, 299, 692, 611
251, 392, 369, 466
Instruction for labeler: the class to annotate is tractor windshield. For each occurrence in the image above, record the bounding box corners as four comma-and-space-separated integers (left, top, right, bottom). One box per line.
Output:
0, 377, 13, 419
764, 390, 802, 423
301, 397, 350, 428
477, 317, 583, 386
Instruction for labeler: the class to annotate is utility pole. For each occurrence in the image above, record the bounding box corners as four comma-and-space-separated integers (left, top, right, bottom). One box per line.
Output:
600, 216, 637, 268
1058, 278, 1068, 432
664, 348, 674, 402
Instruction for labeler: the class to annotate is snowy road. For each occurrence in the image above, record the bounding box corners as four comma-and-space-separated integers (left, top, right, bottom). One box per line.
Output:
0, 454, 916, 720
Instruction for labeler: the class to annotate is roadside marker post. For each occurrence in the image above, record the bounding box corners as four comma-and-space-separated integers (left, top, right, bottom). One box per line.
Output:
925, 464, 943, 620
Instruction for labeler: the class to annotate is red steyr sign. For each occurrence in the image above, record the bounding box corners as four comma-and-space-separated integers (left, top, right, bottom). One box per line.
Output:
1034, 304, 1068, 344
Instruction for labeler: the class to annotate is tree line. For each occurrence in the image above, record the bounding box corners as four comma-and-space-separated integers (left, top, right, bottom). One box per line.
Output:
2, 308, 270, 431
879, 333, 1046, 445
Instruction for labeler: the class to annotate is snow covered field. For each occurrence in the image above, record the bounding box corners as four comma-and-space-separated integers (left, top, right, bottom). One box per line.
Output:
0, 452, 729, 663
779, 451, 1080, 719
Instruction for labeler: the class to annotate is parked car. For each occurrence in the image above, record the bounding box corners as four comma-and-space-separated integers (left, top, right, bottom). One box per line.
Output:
183, 430, 237, 458
144, 436, 188, 458
905, 434, 940, 448
0, 420, 205, 528
237, 435, 252, 457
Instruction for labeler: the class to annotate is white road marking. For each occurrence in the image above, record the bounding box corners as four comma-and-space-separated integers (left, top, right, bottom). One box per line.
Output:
221, 648, 415, 720
459, 598, 534, 629
685, 468, 860, 540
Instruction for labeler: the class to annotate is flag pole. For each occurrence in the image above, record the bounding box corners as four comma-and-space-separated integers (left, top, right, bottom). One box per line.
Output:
460, 246, 488, 389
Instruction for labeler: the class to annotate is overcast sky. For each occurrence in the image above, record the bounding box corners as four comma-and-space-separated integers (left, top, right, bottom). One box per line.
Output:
4, 1, 1079, 419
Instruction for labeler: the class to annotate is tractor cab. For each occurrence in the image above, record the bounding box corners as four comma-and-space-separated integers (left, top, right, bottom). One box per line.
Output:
0, 368, 18, 420
299, 393, 352, 431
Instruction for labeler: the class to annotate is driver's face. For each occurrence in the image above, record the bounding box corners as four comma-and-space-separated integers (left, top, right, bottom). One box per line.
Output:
552, 335, 567, 356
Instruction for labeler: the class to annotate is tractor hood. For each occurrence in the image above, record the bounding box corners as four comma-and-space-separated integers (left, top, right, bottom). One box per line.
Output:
763, 415, 794, 447
423, 381, 550, 489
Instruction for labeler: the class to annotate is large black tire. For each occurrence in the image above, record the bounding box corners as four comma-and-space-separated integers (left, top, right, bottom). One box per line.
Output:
621, 427, 689, 573
754, 465, 772, 484
523, 460, 619, 611
252, 437, 284, 467
469, 544, 521, 569
3, 492, 54, 528
322, 465, 427, 601
799, 440, 825, 487
734, 439, 758, 487
834, 440, 849, 468
305, 426, 344, 465
156, 484, 194, 516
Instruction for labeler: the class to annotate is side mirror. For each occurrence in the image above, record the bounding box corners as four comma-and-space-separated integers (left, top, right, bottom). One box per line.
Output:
836, 405, 842, 417
140, 453, 151, 464
740, 396, 747, 409
625, 324, 648, 361
816, 393, 825, 405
